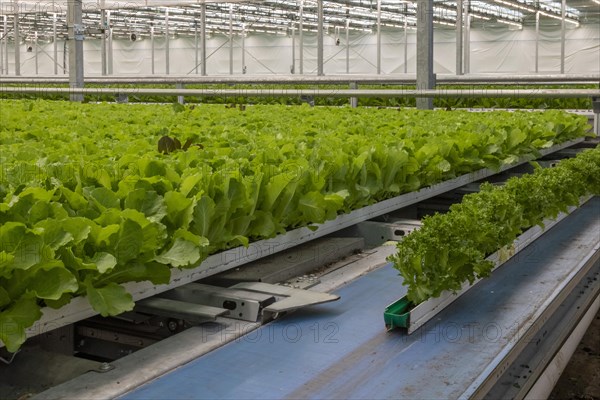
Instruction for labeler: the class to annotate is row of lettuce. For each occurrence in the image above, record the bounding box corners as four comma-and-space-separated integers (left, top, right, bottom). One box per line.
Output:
390, 145, 600, 305
1, 83, 596, 109
0, 100, 591, 351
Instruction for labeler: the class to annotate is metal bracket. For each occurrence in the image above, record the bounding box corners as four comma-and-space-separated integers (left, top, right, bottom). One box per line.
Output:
93, 362, 115, 373
73, 24, 85, 41
159, 282, 339, 323
230, 282, 340, 321
135, 297, 229, 324
160, 283, 276, 322
355, 219, 422, 246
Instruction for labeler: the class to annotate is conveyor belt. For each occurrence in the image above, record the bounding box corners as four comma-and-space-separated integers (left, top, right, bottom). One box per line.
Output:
118, 197, 600, 400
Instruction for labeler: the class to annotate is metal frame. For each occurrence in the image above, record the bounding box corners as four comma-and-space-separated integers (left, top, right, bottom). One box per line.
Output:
2, 73, 598, 85
0, 138, 582, 349
1, 86, 599, 99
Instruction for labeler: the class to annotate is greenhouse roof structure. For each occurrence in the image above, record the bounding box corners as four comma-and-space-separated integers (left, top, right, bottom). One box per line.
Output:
0, 0, 598, 43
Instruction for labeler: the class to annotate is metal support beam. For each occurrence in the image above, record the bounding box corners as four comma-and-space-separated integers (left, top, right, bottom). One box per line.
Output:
67, 0, 84, 101
317, 0, 324, 76
176, 82, 184, 105
150, 26, 155, 74
535, 11, 539, 73
34, 31, 38, 75
376, 0, 381, 74
346, 19, 350, 74
100, 8, 107, 76
53, 13, 58, 75
4, 88, 598, 99
229, 4, 233, 75
200, 3, 206, 76
403, 12, 408, 74
592, 97, 600, 136
349, 81, 358, 108
464, 2, 470, 74
241, 25, 246, 74
291, 24, 296, 74
456, 0, 463, 75
560, 0, 566, 74
165, 8, 170, 75
194, 23, 198, 74
14, 10, 20, 76
416, 0, 434, 109
107, 11, 113, 74
299, 0, 304, 74
1, 15, 6, 75
0, 25, 3, 75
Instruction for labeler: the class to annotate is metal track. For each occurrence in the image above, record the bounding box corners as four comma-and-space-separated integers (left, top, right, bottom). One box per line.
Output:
1, 86, 599, 99
1, 73, 599, 85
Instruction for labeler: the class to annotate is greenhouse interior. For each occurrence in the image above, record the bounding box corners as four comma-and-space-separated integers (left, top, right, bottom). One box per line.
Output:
1, 0, 600, 399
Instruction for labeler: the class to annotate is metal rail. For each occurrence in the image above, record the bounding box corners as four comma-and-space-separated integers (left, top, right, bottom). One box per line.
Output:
1, 73, 599, 85
1, 86, 599, 98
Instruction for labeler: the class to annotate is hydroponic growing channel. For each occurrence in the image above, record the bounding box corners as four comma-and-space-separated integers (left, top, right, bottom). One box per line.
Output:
0, 100, 592, 352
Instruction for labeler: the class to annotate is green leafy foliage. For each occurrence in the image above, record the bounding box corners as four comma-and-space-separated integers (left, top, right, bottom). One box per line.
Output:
389, 146, 600, 305
0, 100, 591, 351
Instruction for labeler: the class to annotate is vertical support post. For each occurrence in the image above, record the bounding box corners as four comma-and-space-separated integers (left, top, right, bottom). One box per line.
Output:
34, 31, 38, 75
2, 15, 7, 75
592, 98, 600, 137
0, 17, 3, 75
107, 11, 113, 74
201, 3, 207, 76
560, 0, 565, 74
194, 22, 198, 74
349, 81, 358, 108
63, 40, 67, 74
177, 82, 184, 105
229, 4, 233, 75
403, 7, 408, 74
241, 25, 245, 74
317, 0, 324, 76
345, 19, 350, 74
299, 0, 304, 74
416, 0, 434, 110
165, 8, 170, 74
535, 11, 539, 73
464, 2, 470, 74
14, 10, 20, 76
456, 0, 463, 75
291, 24, 296, 74
376, 0, 381, 74
53, 13, 58, 75
67, 0, 84, 102
151, 26, 155, 74
100, 7, 107, 75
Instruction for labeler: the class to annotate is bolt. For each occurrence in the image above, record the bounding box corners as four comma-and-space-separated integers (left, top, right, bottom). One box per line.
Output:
99, 362, 112, 372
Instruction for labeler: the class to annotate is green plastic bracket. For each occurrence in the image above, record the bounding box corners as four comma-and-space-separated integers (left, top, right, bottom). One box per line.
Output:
383, 296, 413, 331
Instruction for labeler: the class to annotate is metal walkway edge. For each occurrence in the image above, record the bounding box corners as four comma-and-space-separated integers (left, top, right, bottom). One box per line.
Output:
113, 197, 600, 400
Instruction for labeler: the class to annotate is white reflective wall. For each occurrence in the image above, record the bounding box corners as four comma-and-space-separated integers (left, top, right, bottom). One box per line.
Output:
5, 23, 599, 76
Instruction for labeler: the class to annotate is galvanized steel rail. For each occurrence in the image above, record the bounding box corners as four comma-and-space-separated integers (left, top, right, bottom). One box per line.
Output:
1, 73, 599, 85
1, 86, 599, 99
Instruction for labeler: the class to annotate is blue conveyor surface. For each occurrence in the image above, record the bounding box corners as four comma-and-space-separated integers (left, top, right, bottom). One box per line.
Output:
120, 198, 600, 400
